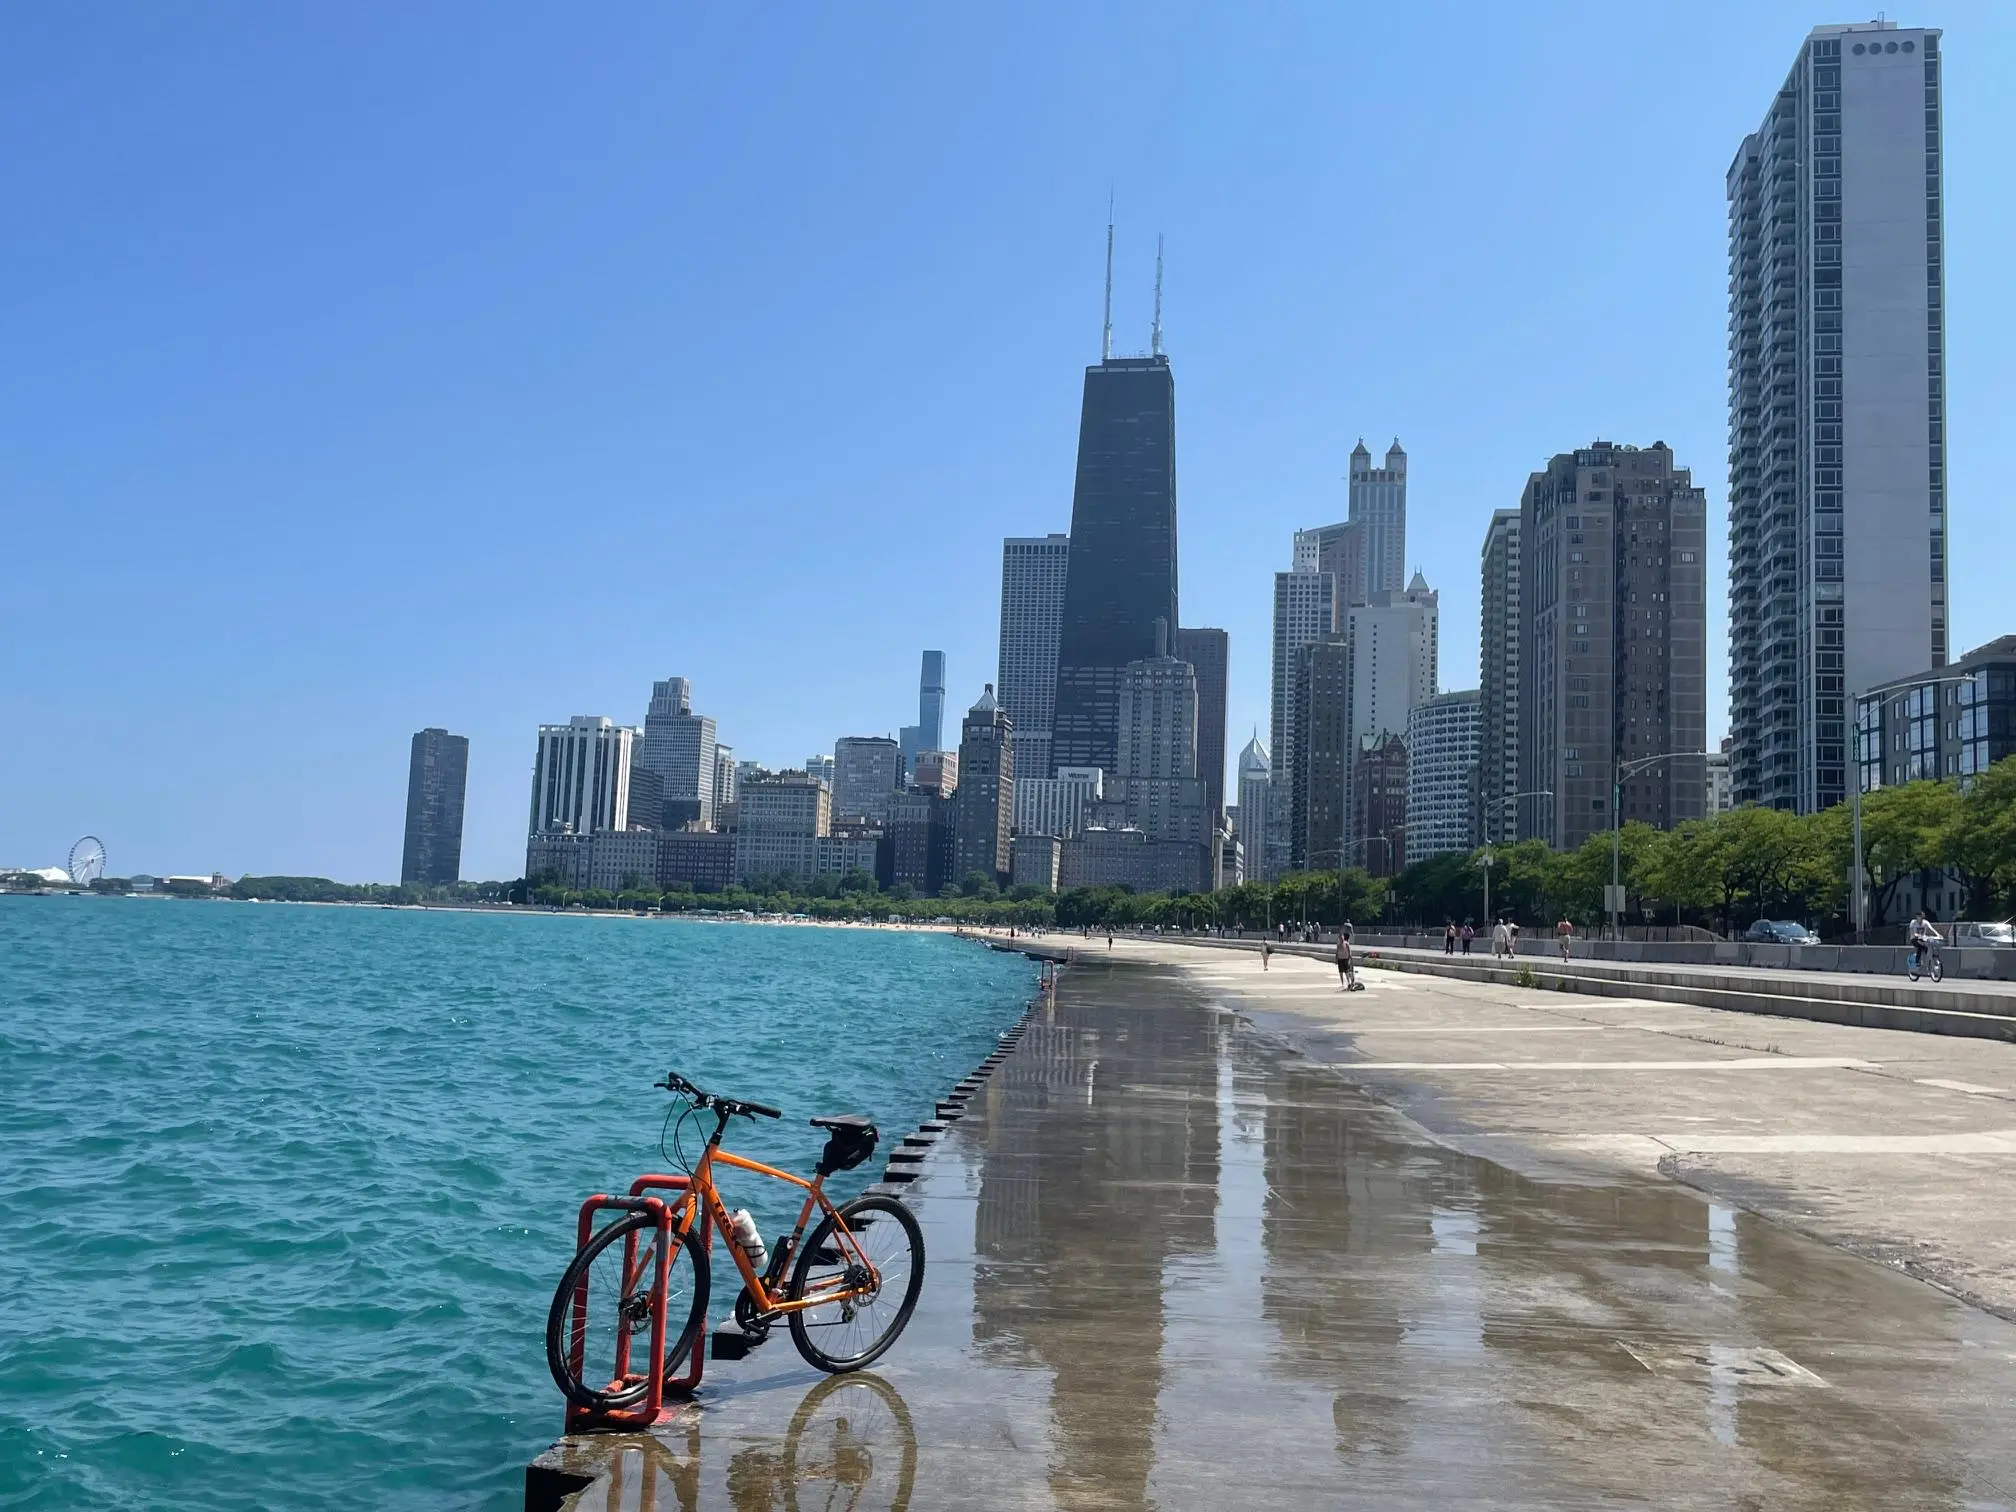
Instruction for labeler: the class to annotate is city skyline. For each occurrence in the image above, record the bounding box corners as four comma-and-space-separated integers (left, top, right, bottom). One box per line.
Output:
7, 7, 2011, 880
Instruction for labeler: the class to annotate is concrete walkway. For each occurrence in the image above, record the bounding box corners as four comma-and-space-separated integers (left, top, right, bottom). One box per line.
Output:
532, 956, 2016, 1510
1116, 936, 2016, 1320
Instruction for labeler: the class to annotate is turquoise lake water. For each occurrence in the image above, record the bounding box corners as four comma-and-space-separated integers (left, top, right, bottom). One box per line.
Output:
0, 898, 1035, 1510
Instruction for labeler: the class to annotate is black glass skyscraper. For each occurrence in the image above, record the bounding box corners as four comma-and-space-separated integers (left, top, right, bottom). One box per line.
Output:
401, 727, 469, 886
1051, 355, 1178, 777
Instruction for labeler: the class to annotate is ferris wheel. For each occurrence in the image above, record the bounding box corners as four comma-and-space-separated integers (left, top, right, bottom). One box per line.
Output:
67, 836, 107, 887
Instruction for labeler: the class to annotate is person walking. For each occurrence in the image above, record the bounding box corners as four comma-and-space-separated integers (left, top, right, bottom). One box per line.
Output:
1460, 922, 1475, 955
1444, 922, 1457, 955
1492, 918, 1512, 959
1261, 937, 1272, 971
1335, 921, 1359, 991
1557, 915, 1574, 962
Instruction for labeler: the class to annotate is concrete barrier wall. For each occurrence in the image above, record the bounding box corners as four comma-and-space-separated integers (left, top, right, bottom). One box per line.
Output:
1331, 931, 2016, 982
1119, 934, 2016, 1042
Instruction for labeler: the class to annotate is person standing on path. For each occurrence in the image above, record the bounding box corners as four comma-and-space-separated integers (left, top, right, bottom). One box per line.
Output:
1335, 921, 1358, 990
1444, 922, 1457, 955
1557, 916, 1574, 962
1261, 938, 1272, 971
1492, 918, 1512, 959
1460, 923, 1475, 955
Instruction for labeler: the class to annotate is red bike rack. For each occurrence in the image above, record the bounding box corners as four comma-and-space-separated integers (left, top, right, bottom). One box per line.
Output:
561, 1176, 713, 1433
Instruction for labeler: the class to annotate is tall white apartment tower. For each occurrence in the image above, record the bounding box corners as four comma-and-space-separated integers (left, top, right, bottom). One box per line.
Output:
528, 716, 640, 838
1727, 21, 1947, 813
997, 534, 1071, 780
1348, 439, 1408, 598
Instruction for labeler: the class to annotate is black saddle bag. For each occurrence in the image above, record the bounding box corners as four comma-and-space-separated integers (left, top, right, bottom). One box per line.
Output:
817, 1123, 879, 1176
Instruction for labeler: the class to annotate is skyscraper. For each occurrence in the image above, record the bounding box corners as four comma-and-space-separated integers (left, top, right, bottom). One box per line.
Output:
1113, 649, 1209, 862
1518, 442, 1707, 850
1479, 509, 1523, 843
400, 728, 469, 886
998, 535, 1070, 780
1292, 634, 1353, 873
1727, 21, 1947, 813
1052, 356, 1179, 778
1406, 690, 1481, 863
1353, 732, 1409, 880
1235, 735, 1271, 881
952, 685, 1014, 886
641, 678, 717, 829
1348, 439, 1408, 598
712, 744, 738, 815
528, 717, 640, 849
898, 650, 948, 782
1268, 563, 1338, 876
1346, 573, 1438, 751
1173, 626, 1228, 821
832, 736, 902, 822
1297, 520, 1369, 613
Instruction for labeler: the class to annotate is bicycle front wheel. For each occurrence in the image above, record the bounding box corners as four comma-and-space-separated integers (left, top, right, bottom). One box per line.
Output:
787, 1196, 925, 1373
546, 1213, 710, 1410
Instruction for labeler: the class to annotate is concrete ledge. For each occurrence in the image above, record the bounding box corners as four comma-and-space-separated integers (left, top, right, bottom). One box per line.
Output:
1038, 933, 2016, 1043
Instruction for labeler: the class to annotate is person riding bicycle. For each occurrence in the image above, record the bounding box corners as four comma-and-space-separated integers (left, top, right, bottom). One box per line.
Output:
1909, 910, 1943, 968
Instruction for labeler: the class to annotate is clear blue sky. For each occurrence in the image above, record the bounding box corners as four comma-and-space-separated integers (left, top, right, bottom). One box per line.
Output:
6, 4, 2011, 882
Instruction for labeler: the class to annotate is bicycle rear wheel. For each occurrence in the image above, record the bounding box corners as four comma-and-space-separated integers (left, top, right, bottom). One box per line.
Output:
787, 1196, 924, 1373
546, 1212, 709, 1410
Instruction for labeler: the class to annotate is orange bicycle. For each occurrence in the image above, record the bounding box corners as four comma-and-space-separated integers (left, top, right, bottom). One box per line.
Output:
545, 1071, 926, 1409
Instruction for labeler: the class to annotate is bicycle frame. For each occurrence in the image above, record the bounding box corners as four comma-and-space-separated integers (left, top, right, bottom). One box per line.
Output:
672, 1125, 879, 1318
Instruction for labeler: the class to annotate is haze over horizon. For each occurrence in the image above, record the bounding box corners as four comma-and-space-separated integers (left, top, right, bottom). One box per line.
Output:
7, 4, 2012, 882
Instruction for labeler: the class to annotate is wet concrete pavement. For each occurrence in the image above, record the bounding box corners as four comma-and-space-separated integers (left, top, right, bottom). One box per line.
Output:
537, 959, 2016, 1509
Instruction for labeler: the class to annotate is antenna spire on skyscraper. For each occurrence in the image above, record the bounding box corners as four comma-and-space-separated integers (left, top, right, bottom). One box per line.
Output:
1102, 192, 1115, 362
1151, 233, 1164, 356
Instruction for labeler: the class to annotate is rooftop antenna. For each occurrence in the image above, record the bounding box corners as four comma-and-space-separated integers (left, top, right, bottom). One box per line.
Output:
1151, 233, 1165, 356
1102, 191, 1114, 361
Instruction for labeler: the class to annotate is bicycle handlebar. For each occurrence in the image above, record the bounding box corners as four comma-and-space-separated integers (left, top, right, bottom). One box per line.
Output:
655, 1071, 782, 1121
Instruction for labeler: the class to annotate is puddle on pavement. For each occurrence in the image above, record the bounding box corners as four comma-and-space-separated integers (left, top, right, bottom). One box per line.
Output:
553, 961, 2016, 1511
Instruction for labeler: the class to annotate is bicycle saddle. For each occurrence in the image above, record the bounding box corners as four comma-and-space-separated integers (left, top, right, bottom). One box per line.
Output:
809, 1114, 875, 1132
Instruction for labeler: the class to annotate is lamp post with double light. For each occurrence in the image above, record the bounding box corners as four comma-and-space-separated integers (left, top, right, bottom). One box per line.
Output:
1477, 789, 1552, 926
1611, 753, 1699, 939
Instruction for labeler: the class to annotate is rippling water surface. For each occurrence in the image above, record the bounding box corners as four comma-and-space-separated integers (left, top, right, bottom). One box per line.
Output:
0, 898, 1033, 1510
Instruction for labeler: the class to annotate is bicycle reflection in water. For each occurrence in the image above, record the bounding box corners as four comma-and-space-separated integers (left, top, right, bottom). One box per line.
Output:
583, 1372, 918, 1512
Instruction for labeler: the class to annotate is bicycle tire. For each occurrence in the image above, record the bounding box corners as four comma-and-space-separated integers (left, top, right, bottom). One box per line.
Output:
786, 1196, 925, 1374
546, 1213, 710, 1410
1931, 956, 1944, 983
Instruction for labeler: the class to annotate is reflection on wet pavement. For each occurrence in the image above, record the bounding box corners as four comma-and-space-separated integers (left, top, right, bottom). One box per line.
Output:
548, 961, 2016, 1510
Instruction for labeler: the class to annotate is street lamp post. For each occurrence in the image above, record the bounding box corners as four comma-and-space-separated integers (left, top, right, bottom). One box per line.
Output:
1848, 672, 1977, 942
1477, 789, 1552, 926
1611, 752, 1700, 940
1338, 834, 1393, 936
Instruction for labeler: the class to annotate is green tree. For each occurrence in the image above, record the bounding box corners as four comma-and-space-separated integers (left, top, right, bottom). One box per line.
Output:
1813, 778, 1959, 927
1945, 756, 2016, 918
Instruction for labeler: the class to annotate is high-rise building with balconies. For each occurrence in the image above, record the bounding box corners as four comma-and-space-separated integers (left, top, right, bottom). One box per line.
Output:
1727, 21, 1947, 813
